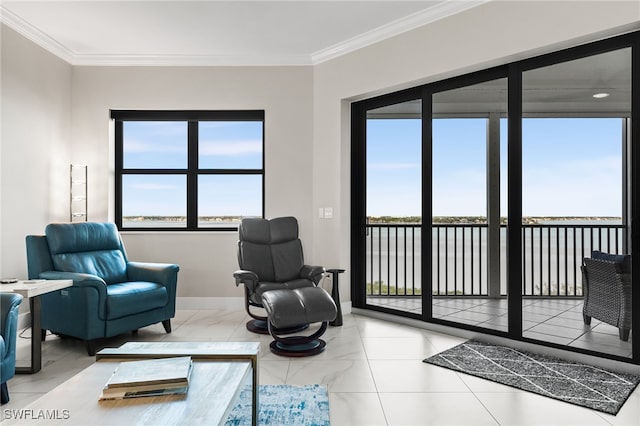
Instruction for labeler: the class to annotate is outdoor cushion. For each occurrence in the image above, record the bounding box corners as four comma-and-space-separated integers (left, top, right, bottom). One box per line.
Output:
591, 250, 631, 273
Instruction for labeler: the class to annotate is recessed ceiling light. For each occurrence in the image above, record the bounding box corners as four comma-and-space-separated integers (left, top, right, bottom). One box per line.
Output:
592, 93, 610, 99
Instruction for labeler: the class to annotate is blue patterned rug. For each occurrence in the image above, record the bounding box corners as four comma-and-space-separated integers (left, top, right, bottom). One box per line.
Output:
424, 339, 640, 415
225, 384, 329, 426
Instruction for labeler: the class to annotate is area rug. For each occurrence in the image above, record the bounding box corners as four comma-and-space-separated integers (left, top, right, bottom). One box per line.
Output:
424, 339, 640, 415
225, 384, 329, 426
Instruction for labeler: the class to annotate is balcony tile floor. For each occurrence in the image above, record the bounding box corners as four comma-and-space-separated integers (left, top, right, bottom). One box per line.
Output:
3, 307, 639, 425
368, 297, 633, 358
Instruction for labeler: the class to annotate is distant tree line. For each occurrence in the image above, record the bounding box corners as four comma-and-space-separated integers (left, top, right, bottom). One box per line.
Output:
367, 216, 621, 225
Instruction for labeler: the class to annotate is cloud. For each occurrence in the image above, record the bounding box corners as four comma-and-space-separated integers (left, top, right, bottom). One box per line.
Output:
129, 183, 178, 190
123, 122, 188, 153
123, 138, 185, 154
368, 162, 419, 170
199, 140, 262, 156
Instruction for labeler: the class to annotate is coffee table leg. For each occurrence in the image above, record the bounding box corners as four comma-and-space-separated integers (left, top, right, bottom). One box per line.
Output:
15, 295, 41, 374
252, 357, 259, 426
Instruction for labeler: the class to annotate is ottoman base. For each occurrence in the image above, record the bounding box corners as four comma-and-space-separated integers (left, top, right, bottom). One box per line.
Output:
270, 339, 327, 357
246, 319, 309, 335
267, 321, 330, 357
262, 287, 337, 357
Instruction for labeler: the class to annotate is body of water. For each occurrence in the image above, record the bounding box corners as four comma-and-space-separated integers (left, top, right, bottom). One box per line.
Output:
366, 220, 626, 296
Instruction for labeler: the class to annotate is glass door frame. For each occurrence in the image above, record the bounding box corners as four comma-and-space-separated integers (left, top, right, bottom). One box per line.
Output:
428, 68, 509, 333
350, 86, 423, 319
351, 30, 640, 365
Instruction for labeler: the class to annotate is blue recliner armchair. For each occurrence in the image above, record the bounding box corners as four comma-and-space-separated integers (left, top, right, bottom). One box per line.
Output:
26, 222, 179, 356
1, 293, 23, 404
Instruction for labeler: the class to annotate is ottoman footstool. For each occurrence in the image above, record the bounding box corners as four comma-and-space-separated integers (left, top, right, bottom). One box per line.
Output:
261, 287, 337, 357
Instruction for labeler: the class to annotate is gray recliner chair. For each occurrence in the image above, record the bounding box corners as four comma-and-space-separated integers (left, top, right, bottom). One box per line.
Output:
233, 216, 325, 334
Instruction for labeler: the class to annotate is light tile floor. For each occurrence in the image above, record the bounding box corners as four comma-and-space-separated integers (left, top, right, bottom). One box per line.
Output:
3, 309, 640, 426
368, 297, 634, 358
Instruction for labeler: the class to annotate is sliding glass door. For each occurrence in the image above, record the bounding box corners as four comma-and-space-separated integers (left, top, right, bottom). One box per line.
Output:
520, 48, 632, 358
431, 77, 508, 333
351, 31, 639, 364
365, 99, 422, 315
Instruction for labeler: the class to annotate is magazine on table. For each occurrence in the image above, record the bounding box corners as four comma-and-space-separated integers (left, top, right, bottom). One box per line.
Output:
99, 356, 193, 400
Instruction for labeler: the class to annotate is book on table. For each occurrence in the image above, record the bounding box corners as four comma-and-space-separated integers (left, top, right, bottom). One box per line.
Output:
99, 356, 193, 400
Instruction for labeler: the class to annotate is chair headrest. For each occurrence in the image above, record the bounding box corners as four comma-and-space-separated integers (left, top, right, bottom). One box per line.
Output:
239, 218, 271, 244
45, 222, 122, 255
269, 217, 298, 243
238, 216, 299, 244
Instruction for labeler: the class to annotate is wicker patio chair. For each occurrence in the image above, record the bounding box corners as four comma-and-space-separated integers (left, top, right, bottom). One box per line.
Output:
582, 256, 632, 341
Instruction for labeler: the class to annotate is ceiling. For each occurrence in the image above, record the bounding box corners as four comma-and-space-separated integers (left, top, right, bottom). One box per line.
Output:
0, 0, 487, 66
368, 47, 632, 116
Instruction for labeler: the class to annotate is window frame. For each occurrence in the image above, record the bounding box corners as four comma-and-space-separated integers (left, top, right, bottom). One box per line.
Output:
351, 30, 640, 365
112, 110, 265, 231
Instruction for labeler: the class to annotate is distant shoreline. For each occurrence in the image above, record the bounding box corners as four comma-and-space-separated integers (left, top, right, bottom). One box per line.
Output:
367, 216, 622, 225
123, 216, 242, 223
122, 215, 622, 225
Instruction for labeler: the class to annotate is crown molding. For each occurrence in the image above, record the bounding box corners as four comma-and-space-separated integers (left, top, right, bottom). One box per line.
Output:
311, 0, 490, 65
1, 1, 488, 67
69, 53, 314, 67
0, 4, 313, 66
0, 5, 76, 64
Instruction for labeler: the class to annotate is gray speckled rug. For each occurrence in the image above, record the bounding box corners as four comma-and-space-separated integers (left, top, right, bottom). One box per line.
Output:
424, 339, 640, 415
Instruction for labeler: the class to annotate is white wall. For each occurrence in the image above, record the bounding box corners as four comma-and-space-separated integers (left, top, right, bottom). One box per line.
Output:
310, 0, 640, 302
70, 65, 314, 298
2, 0, 639, 304
0, 25, 72, 277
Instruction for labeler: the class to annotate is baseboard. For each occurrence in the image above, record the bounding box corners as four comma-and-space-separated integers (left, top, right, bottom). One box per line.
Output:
340, 301, 352, 315
176, 297, 245, 310
18, 298, 351, 325
176, 297, 352, 314
18, 312, 31, 330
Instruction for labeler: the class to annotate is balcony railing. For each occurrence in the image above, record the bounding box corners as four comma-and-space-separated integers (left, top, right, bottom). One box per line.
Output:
366, 222, 626, 298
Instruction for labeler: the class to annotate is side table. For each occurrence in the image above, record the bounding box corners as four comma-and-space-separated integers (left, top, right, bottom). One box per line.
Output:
0, 279, 73, 373
326, 269, 345, 326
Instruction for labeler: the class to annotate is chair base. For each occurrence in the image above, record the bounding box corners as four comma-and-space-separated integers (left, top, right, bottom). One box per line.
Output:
620, 328, 630, 341
246, 319, 308, 335
86, 340, 96, 356
584, 314, 630, 341
269, 339, 327, 357
1, 382, 9, 405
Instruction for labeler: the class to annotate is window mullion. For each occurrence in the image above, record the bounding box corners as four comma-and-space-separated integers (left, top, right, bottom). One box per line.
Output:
114, 120, 124, 229
187, 121, 199, 229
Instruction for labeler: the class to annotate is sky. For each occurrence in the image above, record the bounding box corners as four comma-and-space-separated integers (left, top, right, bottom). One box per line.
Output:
120, 116, 624, 219
366, 117, 623, 218
122, 120, 262, 217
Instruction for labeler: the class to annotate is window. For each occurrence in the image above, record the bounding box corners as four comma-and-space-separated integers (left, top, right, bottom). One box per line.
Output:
112, 110, 264, 230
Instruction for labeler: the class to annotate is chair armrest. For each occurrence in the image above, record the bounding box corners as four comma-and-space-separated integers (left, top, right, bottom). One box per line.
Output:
127, 262, 179, 319
39, 271, 107, 290
1, 293, 22, 352
127, 262, 180, 287
233, 270, 259, 294
300, 265, 325, 285
38, 271, 109, 320
1, 293, 22, 378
